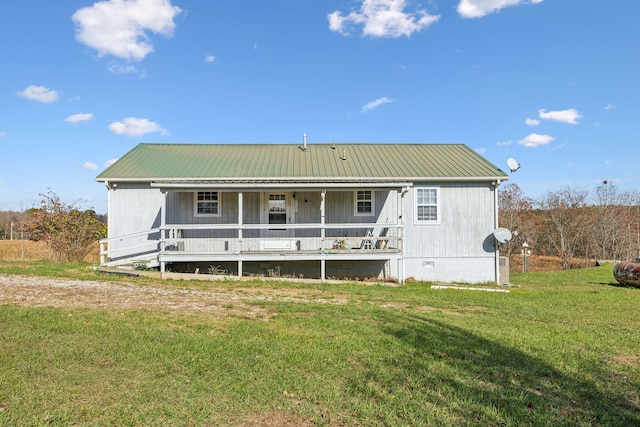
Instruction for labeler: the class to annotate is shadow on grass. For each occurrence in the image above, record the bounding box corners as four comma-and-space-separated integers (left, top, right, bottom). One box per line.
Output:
594, 281, 640, 289
353, 312, 640, 426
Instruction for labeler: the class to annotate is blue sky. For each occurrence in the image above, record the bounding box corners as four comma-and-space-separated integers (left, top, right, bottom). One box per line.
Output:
1, 0, 638, 214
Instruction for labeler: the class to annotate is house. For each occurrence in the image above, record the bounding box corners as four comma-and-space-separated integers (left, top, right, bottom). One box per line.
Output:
96, 142, 509, 283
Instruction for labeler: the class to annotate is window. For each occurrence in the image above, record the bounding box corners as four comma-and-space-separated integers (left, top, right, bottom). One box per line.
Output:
354, 190, 374, 216
194, 191, 221, 217
268, 193, 287, 225
415, 187, 439, 223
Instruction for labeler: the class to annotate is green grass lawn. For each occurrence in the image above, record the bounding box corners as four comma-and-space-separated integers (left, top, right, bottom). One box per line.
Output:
0, 262, 639, 426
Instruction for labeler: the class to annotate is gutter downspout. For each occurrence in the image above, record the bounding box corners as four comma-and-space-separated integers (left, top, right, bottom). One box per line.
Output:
400, 187, 409, 284
160, 191, 167, 274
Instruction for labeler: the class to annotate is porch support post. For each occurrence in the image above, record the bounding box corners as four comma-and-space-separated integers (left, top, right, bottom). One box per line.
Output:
320, 190, 326, 281
238, 192, 244, 277
160, 191, 167, 273
320, 190, 326, 239
238, 192, 243, 250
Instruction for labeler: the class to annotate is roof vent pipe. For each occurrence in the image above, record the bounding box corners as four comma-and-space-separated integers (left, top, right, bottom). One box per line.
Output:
303, 133, 307, 151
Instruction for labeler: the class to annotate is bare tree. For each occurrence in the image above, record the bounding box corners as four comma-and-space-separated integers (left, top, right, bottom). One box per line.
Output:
0, 209, 30, 241
627, 190, 640, 259
590, 182, 628, 260
498, 183, 534, 256
537, 186, 591, 269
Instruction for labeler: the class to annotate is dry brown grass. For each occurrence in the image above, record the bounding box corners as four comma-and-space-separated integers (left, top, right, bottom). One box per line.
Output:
0, 240, 100, 263
509, 254, 593, 272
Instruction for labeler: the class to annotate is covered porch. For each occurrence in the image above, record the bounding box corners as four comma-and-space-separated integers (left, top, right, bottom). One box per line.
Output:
101, 182, 408, 281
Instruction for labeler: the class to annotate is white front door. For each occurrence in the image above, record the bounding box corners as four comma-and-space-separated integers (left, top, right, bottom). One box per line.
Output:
262, 192, 295, 237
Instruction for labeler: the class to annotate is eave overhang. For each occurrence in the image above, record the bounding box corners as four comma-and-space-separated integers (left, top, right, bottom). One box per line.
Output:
98, 175, 509, 191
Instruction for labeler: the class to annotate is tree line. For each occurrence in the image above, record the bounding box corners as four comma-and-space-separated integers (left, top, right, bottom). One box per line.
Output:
499, 182, 640, 269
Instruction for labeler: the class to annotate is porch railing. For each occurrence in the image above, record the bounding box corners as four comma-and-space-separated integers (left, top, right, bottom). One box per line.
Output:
99, 228, 161, 266
100, 223, 402, 266
163, 223, 400, 252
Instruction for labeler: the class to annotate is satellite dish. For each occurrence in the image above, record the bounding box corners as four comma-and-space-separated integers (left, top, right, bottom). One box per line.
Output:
507, 158, 521, 173
493, 228, 513, 244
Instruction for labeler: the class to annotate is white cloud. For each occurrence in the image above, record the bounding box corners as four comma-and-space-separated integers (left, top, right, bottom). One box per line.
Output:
328, 0, 440, 38
496, 140, 512, 146
525, 118, 540, 126
65, 113, 94, 124
518, 133, 554, 147
83, 162, 98, 170
538, 108, 582, 124
457, 0, 543, 19
108, 117, 167, 137
475, 147, 487, 154
361, 97, 396, 113
604, 103, 616, 110
105, 158, 118, 167
108, 62, 140, 75
17, 85, 59, 103
0, 131, 5, 138
72, 0, 182, 61
204, 54, 216, 63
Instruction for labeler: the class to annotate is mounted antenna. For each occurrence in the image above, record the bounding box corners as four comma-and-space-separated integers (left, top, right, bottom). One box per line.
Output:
331, 141, 337, 150
507, 158, 520, 173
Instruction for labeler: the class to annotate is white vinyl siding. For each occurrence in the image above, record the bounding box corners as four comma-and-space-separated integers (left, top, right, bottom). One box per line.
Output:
194, 191, 221, 217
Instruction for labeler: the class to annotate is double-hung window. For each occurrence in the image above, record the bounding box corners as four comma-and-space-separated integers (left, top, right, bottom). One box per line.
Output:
415, 187, 439, 223
194, 191, 221, 217
268, 193, 287, 225
354, 190, 374, 216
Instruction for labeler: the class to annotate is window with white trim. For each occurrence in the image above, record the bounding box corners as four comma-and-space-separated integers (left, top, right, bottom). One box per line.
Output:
268, 193, 287, 225
354, 190, 374, 216
194, 191, 221, 217
415, 187, 439, 223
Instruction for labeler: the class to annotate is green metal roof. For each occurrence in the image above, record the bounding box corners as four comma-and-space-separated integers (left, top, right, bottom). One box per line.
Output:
96, 143, 509, 182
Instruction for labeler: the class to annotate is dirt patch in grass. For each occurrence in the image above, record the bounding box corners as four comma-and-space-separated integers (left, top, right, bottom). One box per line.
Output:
0, 274, 349, 319
608, 354, 639, 366
239, 409, 316, 427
